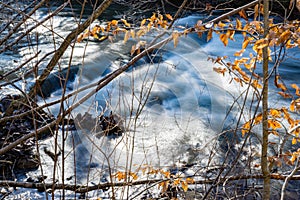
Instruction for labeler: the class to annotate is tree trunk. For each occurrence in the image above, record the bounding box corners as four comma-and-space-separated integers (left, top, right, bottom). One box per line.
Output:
262, 0, 270, 199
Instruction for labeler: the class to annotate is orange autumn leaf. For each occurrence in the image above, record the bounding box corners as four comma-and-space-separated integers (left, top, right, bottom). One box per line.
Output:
234, 49, 245, 57
251, 79, 263, 89
218, 21, 227, 28
253, 38, 269, 51
254, 4, 259, 21
150, 13, 156, 22
242, 121, 251, 137
172, 31, 180, 48
173, 179, 181, 186
181, 181, 188, 192
236, 18, 242, 30
292, 137, 297, 145
121, 19, 131, 27
274, 75, 287, 91
130, 172, 138, 180
242, 37, 250, 49
110, 20, 118, 26
254, 113, 263, 125
238, 9, 248, 21
123, 30, 130, 43
141, 19, 147, 26
207, 28, 213, 42
227, 29, 235, 40
220, 33, 228, 46
165, 14, 173, 20
186, 178, 195, 184
269, 109, 281, 118
213, 67, 227, 76
291, 84, 300, 96
159, 181, 170, 193
268, 119, 282, 130
278, 30, 291, 44
290, 98, 300, 112
115, 172, 126, 181
278, 91, 293, 98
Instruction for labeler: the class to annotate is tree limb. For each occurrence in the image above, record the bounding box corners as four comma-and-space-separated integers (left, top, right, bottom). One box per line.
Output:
1, 173, 300, 193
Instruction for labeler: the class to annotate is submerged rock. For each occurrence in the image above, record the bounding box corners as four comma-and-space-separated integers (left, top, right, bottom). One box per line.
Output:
37, 65, 79, 98
70, 111, 124, 138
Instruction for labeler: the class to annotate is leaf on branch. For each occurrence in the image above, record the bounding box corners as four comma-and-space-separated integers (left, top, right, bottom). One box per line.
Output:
268, 119, 282, 130
161, 170, 171, 178
115, 172, 126, 181
234, 49, 245, 57
137, 26, 147, 37
181, 181, 188, 192
274, 75, 287, 91
292, 137, 297, 145
291, 84, 300, 96
130, 29, 135, 38
172, 31, 180, 48
238, 9, 248, 21
213, 67, 227, 76
220, 33, 228, 46
159, 181, 170, 193
242, 37, 251, 49
269, 109, 281, 118
217, 21, 227, 28
141, 19, 147, 26
123, 30, 130, 43
286, 39, 297, 49
290, 98, 300, 112
207, 28, 213, 42
121, 19, 131, 27
278, 30, 292, 45
254, 4, 259, 21
173, 178, 181, 186
130, 172, 138, 180
227, 30, 235, 41
251, 79, 262, 89
236, 18, 242, 30
253, 38, 269, 51
254, 113, 263, 125
186, 177, 195, 184
282, 107, 295, 126
242, 121, 251, 137
165, 14, 173, 20
98, 35, 108, 42
278, 91, 293, 98
110, 20, 118, 26
290, 152, 298, 164
291, 100, 296, 112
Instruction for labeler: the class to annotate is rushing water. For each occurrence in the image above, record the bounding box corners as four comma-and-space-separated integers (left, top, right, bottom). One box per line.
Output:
1, 2, 300, 199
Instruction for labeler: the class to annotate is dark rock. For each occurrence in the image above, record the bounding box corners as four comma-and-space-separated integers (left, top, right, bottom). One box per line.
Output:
0, 94, 55, 180
99, 111, 124, 137
72, 111, 124, 138
37, 65, 79, 98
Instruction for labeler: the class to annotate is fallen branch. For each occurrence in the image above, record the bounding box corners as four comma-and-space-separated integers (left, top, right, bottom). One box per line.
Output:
1, 173, 299, 193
